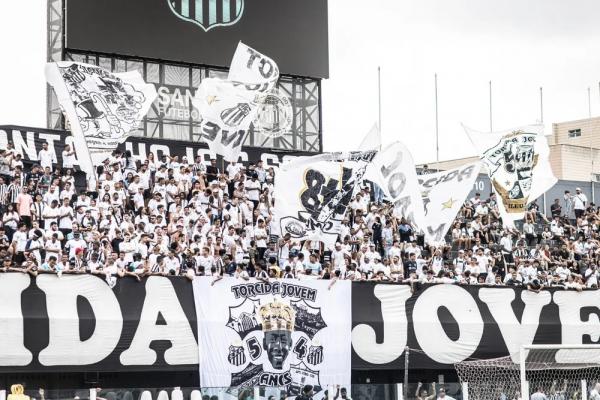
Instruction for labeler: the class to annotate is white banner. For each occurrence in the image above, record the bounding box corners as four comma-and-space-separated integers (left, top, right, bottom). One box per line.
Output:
418, 162, 482, 245
363, 141, 425, 226
194, 277, 351, 397
45, 62, 157, 183
275, 151, 377, 248
193, 42, 279, 161
464, 124, 557, 227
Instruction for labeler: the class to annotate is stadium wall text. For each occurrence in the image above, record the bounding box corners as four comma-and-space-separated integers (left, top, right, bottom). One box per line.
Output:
0, 274, 598, 373
0, 125, 310, 170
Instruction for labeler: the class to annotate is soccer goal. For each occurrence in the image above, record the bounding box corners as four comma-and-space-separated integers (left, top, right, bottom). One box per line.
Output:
455, 345, 600, 400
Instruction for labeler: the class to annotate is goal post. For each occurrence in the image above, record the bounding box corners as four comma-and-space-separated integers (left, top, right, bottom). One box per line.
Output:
455, 344, 600, 400
520, 344, 600, 400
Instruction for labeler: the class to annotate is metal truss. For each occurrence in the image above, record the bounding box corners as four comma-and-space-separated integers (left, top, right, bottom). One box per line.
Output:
46, 0, 64, 129
45, 0, 322, 153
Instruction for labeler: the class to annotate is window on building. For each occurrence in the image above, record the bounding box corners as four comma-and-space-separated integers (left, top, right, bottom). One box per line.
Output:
568, 129, 582, 138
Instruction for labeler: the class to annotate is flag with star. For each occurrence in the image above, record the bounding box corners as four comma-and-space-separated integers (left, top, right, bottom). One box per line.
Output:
418, 162, 481, 245
464, 124, 557, 228
193, 42, 279, 161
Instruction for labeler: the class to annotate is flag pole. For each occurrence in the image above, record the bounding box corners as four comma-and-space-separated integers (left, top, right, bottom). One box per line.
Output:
489, 80, 493, 132
539, 87, 544, 123
435, 73, 439, 169
378, 66, 382, 135
589, 87, 592, 118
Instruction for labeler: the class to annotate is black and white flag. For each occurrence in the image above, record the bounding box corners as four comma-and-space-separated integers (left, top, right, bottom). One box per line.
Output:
418, 162, 481, 245
274, 151, 377, 247
363, 141, 425, 226
193, 278, 351, 398
464, 124, 557, 228
45, 62, 156, 184
193, 42, 279, 161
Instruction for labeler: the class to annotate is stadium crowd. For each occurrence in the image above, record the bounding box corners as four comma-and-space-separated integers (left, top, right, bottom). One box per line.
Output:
0, 141, 599, 290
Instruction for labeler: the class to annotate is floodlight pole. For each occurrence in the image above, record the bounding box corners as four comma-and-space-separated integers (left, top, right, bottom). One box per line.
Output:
489, 80, 493, 132
435, 73, 440, 168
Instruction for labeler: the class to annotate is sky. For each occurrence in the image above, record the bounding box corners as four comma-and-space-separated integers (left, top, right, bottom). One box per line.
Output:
1, 0, 600, 164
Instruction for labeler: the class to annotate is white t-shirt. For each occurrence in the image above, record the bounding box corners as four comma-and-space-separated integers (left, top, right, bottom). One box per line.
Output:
573, 193, 588, 210
38, 149, 56, 169
62, 150, 76, 168
245, 179, 261, 201
530, 392, 547, 400
254, 227, 268, 248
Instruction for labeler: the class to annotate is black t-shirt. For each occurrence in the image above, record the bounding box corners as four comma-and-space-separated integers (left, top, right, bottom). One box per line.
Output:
405, 260, 417, 274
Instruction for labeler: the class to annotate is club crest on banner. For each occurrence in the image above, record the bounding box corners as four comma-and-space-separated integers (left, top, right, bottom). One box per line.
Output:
483, 130, 538, 213
254, 89, 293, 139
194, 278, 351, 398
167, 0, 244, 31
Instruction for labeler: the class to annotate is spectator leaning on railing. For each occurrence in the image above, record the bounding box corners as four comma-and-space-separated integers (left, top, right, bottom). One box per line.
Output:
0, 141, 599, 291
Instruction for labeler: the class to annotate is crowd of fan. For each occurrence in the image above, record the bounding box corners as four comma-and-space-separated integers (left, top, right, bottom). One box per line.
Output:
0, 141, 599, 290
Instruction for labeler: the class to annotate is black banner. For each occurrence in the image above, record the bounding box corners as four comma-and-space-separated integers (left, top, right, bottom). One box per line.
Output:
0, 125, 312, 172
351, 282, 598, 370
0, 273, 595, 374
65, 0, 329, 78
1, 273, 197, 372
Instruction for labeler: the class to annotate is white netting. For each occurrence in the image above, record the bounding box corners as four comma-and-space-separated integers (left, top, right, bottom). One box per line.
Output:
455, 347, 600, 400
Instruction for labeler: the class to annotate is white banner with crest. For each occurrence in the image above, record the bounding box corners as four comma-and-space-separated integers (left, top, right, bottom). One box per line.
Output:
194, 277, 351, 398
193, 42, 279, 161
464, 124, 557, 227
275, 151, 377, 248
45, 62, 157, 184
418, 162, 482, 245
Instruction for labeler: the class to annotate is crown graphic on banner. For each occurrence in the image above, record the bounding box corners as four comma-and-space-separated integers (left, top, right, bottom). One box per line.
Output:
259, 300, 296, 332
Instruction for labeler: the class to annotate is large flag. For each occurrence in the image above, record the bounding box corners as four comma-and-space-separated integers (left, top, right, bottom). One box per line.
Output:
418, 162, 482, 245
275, 151, 377, 247
363, 141, 425, 227
464, 124, 557, 227
46, 62, 156, 184
193, 42, 279, 161
193, 277, 351, 397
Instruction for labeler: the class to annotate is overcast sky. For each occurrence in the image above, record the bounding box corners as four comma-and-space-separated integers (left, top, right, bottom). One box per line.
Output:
1, 0, 600, 163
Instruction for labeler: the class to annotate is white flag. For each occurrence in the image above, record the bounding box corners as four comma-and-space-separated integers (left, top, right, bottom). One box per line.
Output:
464, 124, 557, 227
45, 62, 157, 184
419, 162, 482, 245
363, 141, 425, 227
358, 124, 382, 151
193, 42, 279, 162
275, 151, 377, 248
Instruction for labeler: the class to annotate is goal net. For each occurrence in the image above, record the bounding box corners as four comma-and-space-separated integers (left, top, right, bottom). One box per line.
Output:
455, 345, 600, 400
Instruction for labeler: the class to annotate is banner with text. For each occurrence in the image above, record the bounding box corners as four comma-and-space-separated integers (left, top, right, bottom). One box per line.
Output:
364, 141, 425, 227
418, 162, 482, 245
0, 273, 197, 372
193, 42, 279, 161
194, 277, 351, 397
0, 272, 596, 374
